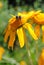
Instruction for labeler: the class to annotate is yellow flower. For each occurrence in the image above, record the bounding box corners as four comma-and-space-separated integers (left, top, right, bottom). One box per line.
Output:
30, 11, 44, 42
4, 11, 38, 50
0, 1, 3, 8
38, 48, 44, 65
0, 47, 5, 60
32, 13, 44, 24
20, 61, 27, 65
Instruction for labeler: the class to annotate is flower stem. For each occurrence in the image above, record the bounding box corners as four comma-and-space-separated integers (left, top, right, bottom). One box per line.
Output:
26, 41, 33, 65
35, 40, 38, 61
35, 41, 38, 55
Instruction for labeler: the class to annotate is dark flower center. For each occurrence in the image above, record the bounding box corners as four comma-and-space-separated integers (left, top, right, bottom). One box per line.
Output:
16, 16, 21, 19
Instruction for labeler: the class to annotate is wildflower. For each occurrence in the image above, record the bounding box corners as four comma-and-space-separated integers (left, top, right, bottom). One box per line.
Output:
0, 1, 3, 8
30, 11, 44, 42
20, 61, 27, 65
38, 48, 44, 65
0, 47, 5, 60
32, 12, 44, 24
4, 11, 38, 50
42, 26, 44, 42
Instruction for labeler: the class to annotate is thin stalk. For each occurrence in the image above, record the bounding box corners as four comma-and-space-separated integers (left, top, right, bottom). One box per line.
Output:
34, 40, 38, 61
35, 41, 38, 56
26, 41, 33, 65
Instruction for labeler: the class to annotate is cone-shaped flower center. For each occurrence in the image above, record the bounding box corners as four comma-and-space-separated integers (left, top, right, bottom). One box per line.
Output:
10, 16, 26, 31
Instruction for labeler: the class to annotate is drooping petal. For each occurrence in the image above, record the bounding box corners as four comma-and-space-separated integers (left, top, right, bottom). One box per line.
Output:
8, 31, 16, 50
9, 16, 16, 24
4, 28, 10, 43
0, 47, 5, 60
23, 23, 38, 40
42, 25, 44, 42
17, 27, 25, 48
34, 25, 40, 38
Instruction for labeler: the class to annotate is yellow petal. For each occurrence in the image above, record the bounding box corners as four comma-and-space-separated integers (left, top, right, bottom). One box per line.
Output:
20, 61, 27, 65
10, 14, 15, 17
35, 10, 41, 15
9, 16, 16, 24
4, 28, 10, 43
38, 48, 44, 65
18, 11, 34, 21
34, 25, 40, 38
3, 24, 10, 34
18, 12, 27, 17
17, 27, 25, 48
23, 23, 38, 40
0, 2, 3, 8
42, 25, 44, 31
0, 47, 5, 60
8, 31, 16, 50
42, 25, 44, 42
27, 11, 34, 19
33, 13, 44, 24
42, 48, 44, 59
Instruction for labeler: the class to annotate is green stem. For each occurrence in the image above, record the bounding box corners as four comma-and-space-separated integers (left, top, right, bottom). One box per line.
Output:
26, 41, 33, 65
35, 40, 38, 61
36, 41, 38, 55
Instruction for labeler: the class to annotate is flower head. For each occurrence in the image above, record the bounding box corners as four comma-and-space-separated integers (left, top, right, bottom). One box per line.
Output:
20, 61, 27, 65
32, 12, 44, 24
30, 10, 44, 42
4, 11, 38, 50
0, 47, 5, 60
38, 48, 44, 65
0, 1, 3, 8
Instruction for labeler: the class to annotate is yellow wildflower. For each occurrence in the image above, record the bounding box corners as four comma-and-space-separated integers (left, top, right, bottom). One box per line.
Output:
20, 61, 27, 65
4, 11, 38, 50
30, 11, 44, 42
42, 25, 44, 42
0, 47, 5, 60
32, 13, 44, 24
0, 1, 3, 8
38, 48, 44, 65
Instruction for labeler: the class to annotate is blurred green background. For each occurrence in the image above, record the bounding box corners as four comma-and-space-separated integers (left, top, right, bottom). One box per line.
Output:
0, 0, 44, 65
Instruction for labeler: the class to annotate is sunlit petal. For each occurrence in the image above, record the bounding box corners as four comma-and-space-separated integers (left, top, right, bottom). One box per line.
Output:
34, 25, 40, 38
23, 23, 38, 40
0, 47, 5, 60
38, 48, 44, 65
17, 27, 25, 48
9, 17, 16, 24
8, 31, 16, 50
4, 28, 10, 43
42, 25, 44, 42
